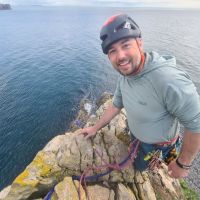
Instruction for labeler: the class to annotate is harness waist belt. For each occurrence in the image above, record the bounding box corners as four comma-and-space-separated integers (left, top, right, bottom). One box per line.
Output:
155, 135, 179, 146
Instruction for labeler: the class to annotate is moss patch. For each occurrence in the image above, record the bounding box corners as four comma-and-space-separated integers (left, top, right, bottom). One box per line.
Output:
180, 179, 199, 200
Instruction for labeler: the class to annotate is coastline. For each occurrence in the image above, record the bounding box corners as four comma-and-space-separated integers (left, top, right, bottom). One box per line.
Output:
0, 4, 11, 10
0, 92, 198, 199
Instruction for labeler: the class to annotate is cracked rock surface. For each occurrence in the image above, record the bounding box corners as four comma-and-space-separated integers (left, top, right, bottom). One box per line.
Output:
0, 92, 185, 200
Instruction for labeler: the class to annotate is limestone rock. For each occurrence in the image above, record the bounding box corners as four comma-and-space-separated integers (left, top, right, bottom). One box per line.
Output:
57, 133, 93, 174
0, 93, 185, 200
134, 171, 156, 200
148, 165, 185, 200
87, 184, 114, 200
43, 135, 67, 153
73, 180, 86, 200
50, 177, 85, 200
96, 92, 113, 108
116, 183, 136, 200
0, 186, 11, 200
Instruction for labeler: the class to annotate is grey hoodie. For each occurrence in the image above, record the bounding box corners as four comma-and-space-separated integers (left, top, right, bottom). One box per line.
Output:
113, 51, 200, 143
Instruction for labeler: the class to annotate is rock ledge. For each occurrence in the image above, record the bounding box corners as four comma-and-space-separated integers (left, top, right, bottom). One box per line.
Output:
0, 92, 185, 200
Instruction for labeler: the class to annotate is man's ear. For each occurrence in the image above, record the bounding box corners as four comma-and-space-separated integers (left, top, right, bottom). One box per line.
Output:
107, 50, 112, 60
136, 38, 143, 51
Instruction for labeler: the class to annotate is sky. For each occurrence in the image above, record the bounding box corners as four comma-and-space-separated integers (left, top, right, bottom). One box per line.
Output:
1, 0, 200, 8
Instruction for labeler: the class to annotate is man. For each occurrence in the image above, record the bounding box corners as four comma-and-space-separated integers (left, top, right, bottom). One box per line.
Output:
80, 14, 200, 179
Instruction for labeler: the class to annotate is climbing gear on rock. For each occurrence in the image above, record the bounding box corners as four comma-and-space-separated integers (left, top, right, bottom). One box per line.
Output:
146, 150, 163, 170
73, 139, 140, 200
143, 135, 182, 171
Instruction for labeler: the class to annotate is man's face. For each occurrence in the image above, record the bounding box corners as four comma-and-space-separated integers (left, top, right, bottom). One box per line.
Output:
108, 38, 143, 76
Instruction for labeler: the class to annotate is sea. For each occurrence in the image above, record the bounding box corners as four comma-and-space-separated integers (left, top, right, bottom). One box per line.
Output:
0, 6, 200, 193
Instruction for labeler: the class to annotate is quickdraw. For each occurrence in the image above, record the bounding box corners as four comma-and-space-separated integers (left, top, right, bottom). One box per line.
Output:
144, 136, 182, 171
146, 150, 163, 170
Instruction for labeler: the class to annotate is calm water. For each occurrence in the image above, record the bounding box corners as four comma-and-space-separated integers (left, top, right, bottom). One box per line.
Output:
0, 6, 200, 190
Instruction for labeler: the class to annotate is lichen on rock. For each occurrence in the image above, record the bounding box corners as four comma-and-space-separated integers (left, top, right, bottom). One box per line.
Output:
0, 92, 185, 200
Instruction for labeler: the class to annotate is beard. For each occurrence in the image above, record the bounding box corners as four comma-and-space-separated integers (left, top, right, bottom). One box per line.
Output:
115, 57, 140, 76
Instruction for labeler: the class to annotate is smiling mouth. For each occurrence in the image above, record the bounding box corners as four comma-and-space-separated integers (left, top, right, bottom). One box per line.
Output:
118, 60, 130, 67
118, 60, 131, 71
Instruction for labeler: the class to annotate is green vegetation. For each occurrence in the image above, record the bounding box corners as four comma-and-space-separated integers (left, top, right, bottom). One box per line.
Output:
180, 179, 199, 200
156, 194, 162, 200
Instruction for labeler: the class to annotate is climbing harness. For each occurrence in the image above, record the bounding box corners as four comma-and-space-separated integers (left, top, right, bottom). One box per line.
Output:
144, 135, 182, 171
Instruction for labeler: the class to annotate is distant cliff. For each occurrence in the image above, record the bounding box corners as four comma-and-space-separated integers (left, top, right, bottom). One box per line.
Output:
0, 3, 11, 10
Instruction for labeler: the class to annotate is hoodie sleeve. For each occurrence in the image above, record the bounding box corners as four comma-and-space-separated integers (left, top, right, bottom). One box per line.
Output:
113, 79, 124, 109
164, 72, 200, 133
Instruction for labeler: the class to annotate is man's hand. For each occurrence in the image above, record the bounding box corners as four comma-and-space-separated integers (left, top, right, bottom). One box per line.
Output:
167, 129, 200, 179
168, 160, 189, 179
78, 104, 121, 140
79, 126, 98, 139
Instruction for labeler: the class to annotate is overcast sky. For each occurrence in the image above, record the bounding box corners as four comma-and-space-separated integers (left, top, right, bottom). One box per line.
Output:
1, 0, 200, 8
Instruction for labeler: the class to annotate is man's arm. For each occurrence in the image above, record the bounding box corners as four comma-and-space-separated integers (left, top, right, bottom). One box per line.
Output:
178, 129, 200, 165
79, 104, 121, 139
168, 129, 200, 178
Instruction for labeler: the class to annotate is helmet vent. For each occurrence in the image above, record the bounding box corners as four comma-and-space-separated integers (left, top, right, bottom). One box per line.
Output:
116, 21, 134, 32
100, 34, 107, 41
115, 22, 128, 32
130, 24, 136, 30
123, 21, 131, 29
